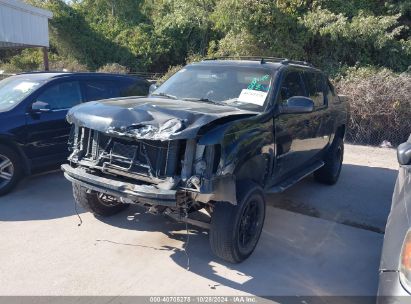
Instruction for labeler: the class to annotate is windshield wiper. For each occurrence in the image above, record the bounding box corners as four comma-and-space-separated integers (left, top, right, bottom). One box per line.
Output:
151, 92, 178, 99
182, 97, 225, 106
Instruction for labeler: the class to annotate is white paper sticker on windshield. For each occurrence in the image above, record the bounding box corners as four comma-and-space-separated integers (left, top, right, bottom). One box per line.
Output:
238, 89, 267, 106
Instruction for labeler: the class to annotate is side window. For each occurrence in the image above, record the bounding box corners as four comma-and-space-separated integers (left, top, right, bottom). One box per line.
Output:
279, 71, 305, 103
84, 80, 120, 101
36, 81, 82, 110
120, 80, 150, 96
303, 71, 325, 107
327, 79, 336, 96
325, 77, 335, 103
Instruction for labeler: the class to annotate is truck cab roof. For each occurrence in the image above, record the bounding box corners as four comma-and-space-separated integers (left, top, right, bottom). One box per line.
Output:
195, 57, 321, 73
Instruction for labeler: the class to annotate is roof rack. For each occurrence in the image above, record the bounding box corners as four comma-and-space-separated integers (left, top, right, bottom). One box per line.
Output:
203, 56, 314, 67
280, 59, 314, 67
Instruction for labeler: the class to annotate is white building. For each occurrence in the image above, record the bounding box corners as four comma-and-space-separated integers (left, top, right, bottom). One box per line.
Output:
0, 0, 52, 69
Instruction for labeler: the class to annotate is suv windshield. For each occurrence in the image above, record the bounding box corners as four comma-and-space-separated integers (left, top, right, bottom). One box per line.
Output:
0, 76, 42, 112
152, 65, 274, 111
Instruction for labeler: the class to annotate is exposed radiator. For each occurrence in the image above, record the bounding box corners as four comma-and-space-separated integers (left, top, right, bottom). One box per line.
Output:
74, 127, 181, 179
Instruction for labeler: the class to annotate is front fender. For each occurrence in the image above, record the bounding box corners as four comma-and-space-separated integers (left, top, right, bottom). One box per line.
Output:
198, 114, 274, 186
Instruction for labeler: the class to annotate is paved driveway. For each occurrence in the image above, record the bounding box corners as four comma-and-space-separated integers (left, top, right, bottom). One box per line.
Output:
269, 144, 398, 233
0, 144, 397, 298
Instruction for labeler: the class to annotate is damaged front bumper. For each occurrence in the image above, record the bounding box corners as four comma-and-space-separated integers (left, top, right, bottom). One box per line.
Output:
62, 164, 177, 206
63, 123, 238, 207
62, 164, 237, 207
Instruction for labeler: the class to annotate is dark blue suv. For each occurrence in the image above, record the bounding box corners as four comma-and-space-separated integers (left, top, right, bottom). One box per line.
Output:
0, 72, 150, 195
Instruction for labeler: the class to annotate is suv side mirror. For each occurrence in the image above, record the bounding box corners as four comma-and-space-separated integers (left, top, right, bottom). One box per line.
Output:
398, 139, 411, 165
280, 96, 314, 114
149, 83, 158, 94
31, 101, 51, 113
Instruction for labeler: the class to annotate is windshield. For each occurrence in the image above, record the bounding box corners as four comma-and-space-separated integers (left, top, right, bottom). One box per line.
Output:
152, 65, 274, 111
0, 77, 42, 112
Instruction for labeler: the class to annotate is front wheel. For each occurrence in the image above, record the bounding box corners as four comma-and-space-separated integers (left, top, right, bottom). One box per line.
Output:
314, 136, 344, 185
72, 183, 129, 217
209, 184, 266, 263
0, 144, 23, 196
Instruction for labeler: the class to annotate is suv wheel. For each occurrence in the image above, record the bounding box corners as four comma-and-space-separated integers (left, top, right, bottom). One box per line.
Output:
314, 136, 344, 185
72, 183, 129, 217
209, 183, 266, 263
0, 144, 22, 196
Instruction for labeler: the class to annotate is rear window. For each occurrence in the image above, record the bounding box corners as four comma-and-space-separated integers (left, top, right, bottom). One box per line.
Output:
120, 80, 150, 96
84, 79, 149, 101
84, 80, 120, 101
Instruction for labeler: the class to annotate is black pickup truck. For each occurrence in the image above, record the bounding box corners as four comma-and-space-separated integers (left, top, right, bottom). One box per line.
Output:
62, 58, 348, 263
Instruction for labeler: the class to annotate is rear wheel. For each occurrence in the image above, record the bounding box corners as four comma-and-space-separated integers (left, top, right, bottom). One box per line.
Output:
209, 183, 265, 263
72, 183, 129, 217
0, 144, 23, 196
314, 136, 344, 185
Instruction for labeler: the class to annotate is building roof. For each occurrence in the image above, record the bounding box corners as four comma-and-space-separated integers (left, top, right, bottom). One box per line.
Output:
0, 0, 52, 48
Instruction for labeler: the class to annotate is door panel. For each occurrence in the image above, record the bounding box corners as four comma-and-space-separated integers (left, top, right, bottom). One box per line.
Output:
302, 71, 330, 153
321, 78, 337, 142
272, 69, 319, 183
24, 80, 82, 165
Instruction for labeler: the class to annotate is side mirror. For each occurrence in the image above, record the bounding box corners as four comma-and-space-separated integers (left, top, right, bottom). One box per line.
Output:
280, 96, 314, 114
31, 101, 51, 113
149, 83, 158, 94
398, 140, 411, 165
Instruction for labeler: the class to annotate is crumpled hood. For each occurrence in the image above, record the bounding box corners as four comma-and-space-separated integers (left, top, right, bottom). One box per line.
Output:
67, 96, 257, 140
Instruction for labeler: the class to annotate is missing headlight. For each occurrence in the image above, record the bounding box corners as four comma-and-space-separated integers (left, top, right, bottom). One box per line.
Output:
193, 145, 221, 178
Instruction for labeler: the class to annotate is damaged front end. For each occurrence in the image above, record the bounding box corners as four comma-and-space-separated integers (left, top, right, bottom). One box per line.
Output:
62, 117, 238, 212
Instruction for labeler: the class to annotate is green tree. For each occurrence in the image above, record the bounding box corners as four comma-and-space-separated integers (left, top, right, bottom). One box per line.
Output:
6, 0, 407, 74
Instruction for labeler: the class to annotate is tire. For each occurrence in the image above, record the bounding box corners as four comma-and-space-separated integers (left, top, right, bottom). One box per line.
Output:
72, 183, 129, 217
209, 183, 266, 263
0, 144, 23, 196
314, 136, 344, 185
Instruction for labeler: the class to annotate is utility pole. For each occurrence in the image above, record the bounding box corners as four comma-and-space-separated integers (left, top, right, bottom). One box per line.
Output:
42, 47, 49, 71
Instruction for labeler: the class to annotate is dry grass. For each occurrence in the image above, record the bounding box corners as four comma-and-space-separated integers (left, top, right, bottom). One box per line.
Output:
335, 69, 411, 146
97, 63, 129, 74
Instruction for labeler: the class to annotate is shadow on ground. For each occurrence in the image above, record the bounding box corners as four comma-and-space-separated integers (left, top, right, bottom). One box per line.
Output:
0, 170, 82, 221
0, 164, 397, 232
96, 204, 382, 298
267, 164, 398, 233
0, 162, 390, 297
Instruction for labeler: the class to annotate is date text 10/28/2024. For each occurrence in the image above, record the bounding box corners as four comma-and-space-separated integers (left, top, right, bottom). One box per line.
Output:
149, 296, 258, 303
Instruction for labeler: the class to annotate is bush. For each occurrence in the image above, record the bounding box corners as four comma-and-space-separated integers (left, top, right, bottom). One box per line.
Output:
335, 67, 411, 146
97, 63, 129, 74
0, 50, 89, 73
158, 65, 183, 83
49, 57, 89, 72
0, 49, 43, 73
